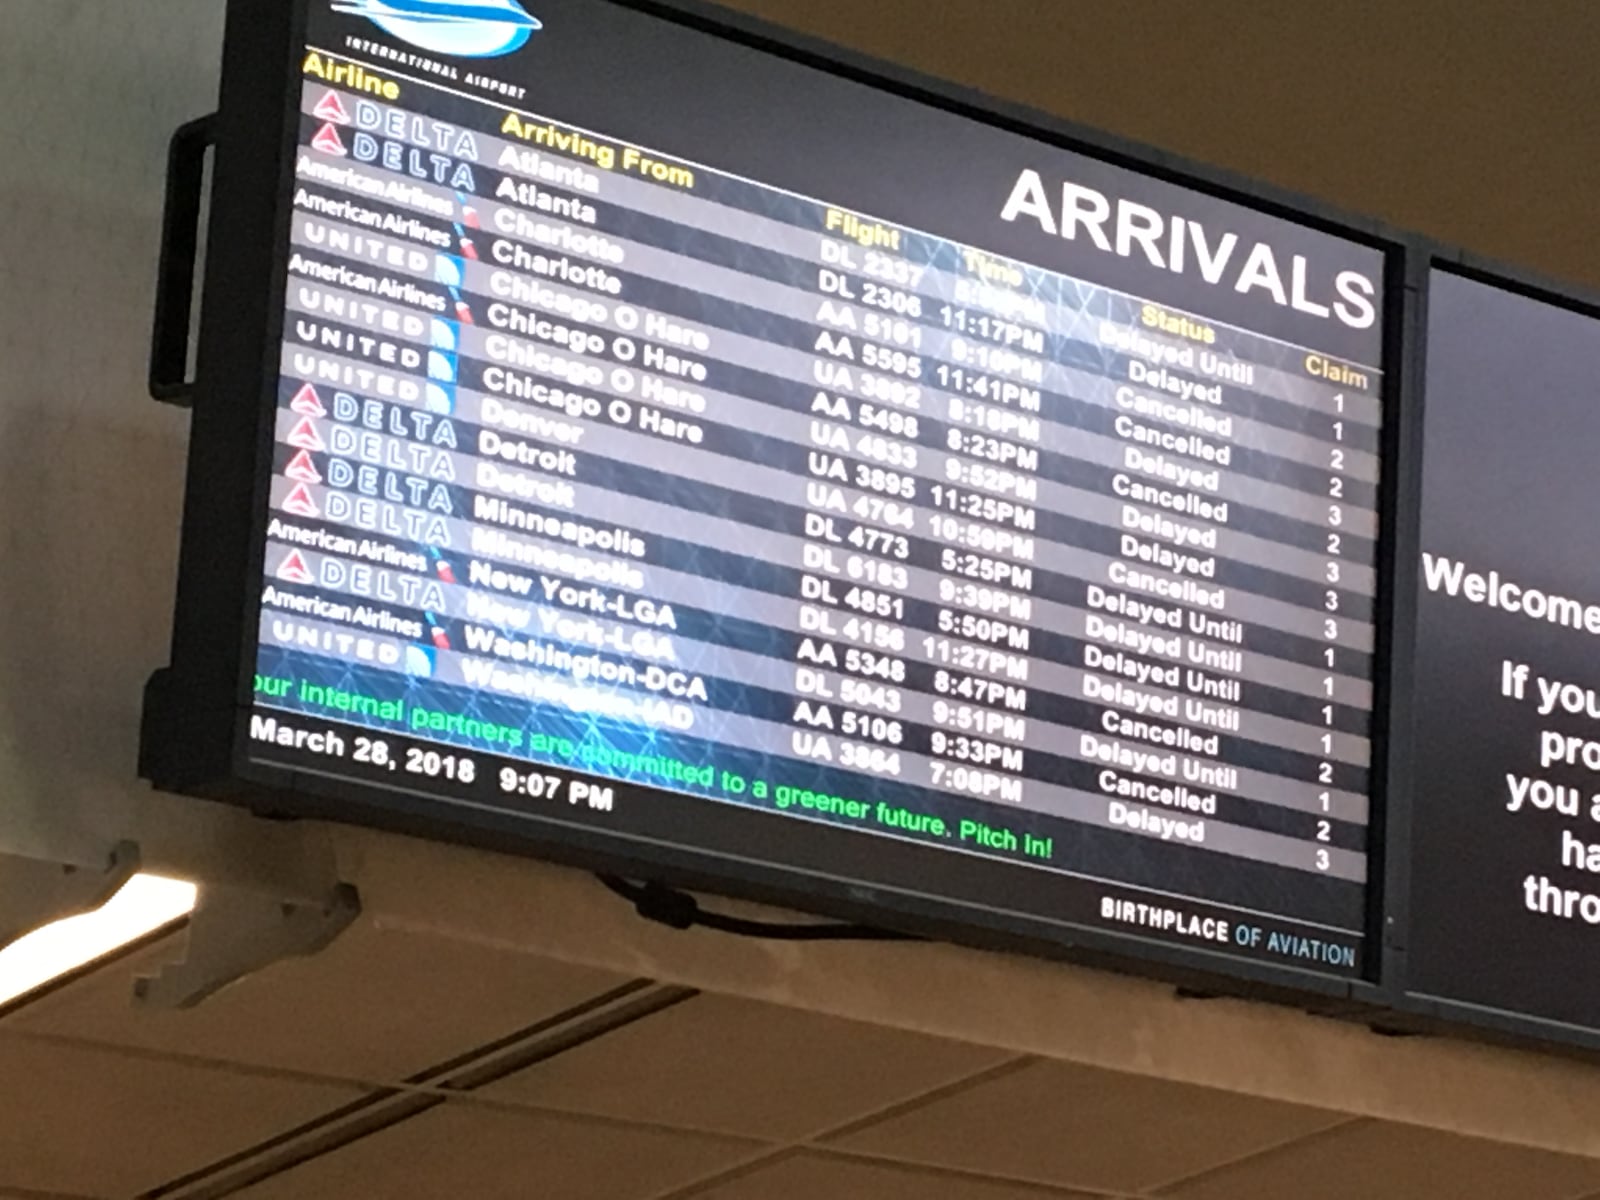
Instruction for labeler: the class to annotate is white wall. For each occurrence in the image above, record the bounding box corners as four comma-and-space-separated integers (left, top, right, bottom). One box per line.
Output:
0, 2, 251, 872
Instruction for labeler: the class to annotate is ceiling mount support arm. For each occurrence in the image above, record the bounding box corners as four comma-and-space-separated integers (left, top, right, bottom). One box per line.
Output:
133, 879, 361, 1010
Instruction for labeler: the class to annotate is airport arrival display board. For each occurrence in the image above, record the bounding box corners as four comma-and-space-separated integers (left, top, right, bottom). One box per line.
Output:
145, 0, 1400, 993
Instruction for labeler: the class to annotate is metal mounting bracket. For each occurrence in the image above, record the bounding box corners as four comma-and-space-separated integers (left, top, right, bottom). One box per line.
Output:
133, 880, 361, 1010
0, 840, 142, 951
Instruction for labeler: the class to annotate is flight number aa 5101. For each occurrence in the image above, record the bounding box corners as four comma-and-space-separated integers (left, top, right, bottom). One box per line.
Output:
862, 313, 923, 347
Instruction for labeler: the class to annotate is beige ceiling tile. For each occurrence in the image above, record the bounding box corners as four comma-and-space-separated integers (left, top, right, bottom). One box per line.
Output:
5, 922, 633, 1083
691, 1152, 1097, 1200
1159, 1119, 1600, 1200
0, 1036, 363, 1197
233, 1100, 756, 1200
479, 992, 1011, 1139
828, 1059, 1345, 1194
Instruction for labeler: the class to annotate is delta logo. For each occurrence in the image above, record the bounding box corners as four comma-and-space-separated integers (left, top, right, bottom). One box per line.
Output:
332, 0, 541, 58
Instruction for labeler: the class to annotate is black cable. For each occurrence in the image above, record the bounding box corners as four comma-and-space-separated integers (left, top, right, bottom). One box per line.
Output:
597, 875, 920, 941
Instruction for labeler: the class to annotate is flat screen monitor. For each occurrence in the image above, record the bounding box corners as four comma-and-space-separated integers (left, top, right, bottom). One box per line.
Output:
1406, 265, 1600, 1036
144, 0, 1395, 989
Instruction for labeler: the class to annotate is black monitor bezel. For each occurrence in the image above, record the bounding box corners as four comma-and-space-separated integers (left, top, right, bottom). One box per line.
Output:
142, 0, 1414, 1009
1378, 248, 1600, 1055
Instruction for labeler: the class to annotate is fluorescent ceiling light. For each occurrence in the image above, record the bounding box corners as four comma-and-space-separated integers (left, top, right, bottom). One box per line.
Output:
0, 874, 197, 1007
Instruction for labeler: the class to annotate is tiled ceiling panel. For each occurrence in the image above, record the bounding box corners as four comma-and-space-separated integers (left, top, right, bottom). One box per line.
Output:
685, 1152, 1098, 1200
481, 993, 1014, 1140
229, 1101, 759, 1200
1158, 1118, 1600, 1200
828, 1058, 1348, 1194
0, 1035, 363, 1197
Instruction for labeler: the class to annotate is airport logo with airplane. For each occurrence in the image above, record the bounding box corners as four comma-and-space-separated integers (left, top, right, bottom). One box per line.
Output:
333, 0, 542, 58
